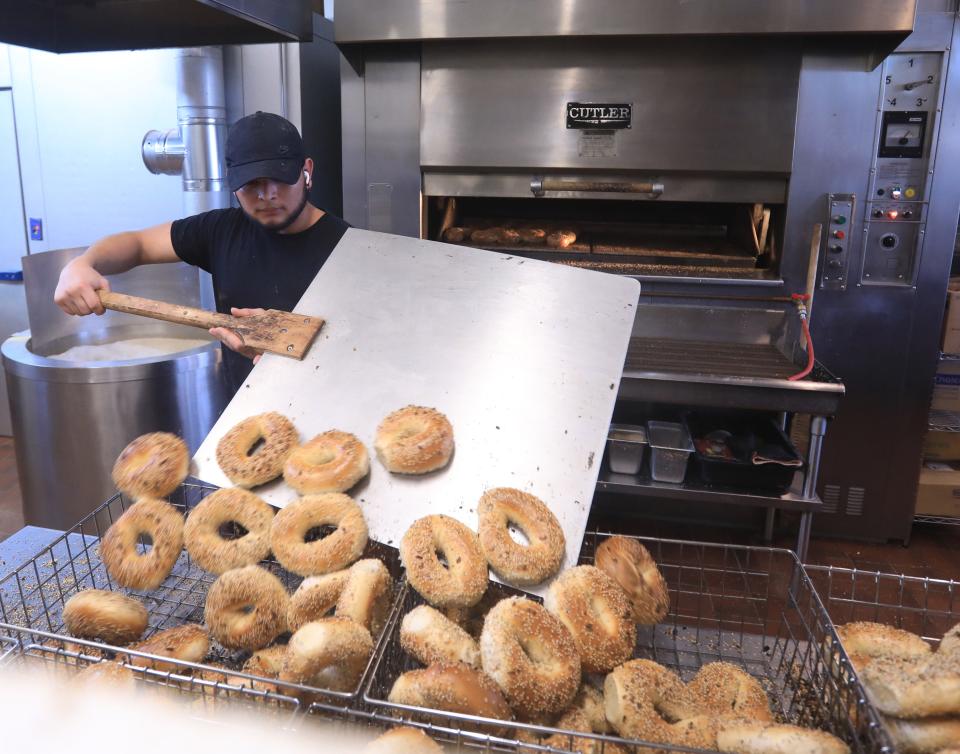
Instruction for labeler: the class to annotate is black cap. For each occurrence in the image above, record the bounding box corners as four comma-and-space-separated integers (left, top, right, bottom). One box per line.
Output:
225, 111, 304, 192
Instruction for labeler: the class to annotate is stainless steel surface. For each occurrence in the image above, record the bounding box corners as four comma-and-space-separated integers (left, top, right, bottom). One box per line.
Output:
2, 333, 226, 529
0, 482, 404, 708
1, 0, 312, 53
646, 420, 694, 484
141, 127, 185, 176
421, 40, 800, 174
531, 177, 664, 198
362, 531, 889, 754
606, 424, 647, 475
807, 564, 960, 752
177, 48, 228, 200
192, 229, 639, 590
335, 0, 916, 44
627, 339, 801, 381
424, 171, 789, 205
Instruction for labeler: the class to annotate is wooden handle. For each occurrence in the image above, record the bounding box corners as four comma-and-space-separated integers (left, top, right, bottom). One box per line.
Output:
98, 291, 236, 331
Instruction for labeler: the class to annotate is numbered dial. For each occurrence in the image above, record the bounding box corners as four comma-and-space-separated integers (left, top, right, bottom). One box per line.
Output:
884, 55, 939, 110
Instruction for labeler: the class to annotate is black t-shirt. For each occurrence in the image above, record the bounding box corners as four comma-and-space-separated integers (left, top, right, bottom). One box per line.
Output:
171, 207, 349, 393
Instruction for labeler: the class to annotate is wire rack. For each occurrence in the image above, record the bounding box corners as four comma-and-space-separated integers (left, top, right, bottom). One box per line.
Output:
0, 481, 405, 711
360, 531, 892, 754
806, 565, 960, 752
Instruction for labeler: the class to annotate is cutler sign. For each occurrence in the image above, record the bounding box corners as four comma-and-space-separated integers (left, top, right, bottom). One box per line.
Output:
566, 102, 632, 129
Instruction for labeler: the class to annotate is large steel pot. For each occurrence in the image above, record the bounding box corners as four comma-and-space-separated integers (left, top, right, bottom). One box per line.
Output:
2, 327, 227, 529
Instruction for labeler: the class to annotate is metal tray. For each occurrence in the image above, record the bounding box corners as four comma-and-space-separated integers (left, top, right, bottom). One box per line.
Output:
360, 532, 889, 753
0, 481, 405, 711
606, 423, 648, 474
806, 565, 960, 753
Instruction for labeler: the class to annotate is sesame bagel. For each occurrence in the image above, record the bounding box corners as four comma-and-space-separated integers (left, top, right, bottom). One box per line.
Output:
100, 498, 184, 591
836, 621, 932, 671
62, 589, 148, 645
387, 664, 513, 723
129, 623, 209, 672
280, 616, 374, 692
400, 604, 480, 668
364, 727, 444, 754
284, 430, 370, 494
477, 487, 565, 586
111, 432, 189, 500
287, 570, 350, 632
716, 720, 850, 754
480, 596, 580, 717
595, 535, 669, 624
216, 412, 298, 488
660, 662, 773, 723
860, 651, 960, 718
400, 515, 487, 608
885, 715, 960, 754
184, 488, 274, 574
270, 493, 368, 577
544, 565, 636, 673
204, 565, 289, 651
335, 558, 394, 637
375, 406, 454, 474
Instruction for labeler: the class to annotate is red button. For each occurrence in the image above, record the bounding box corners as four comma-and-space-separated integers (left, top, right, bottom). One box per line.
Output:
833, 230, 845, 239
887, 210, 899, 220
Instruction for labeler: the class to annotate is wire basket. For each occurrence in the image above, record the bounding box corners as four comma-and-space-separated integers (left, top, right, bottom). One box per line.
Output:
361, 531, 892, 753
0, 481, 405, 710
806, 565, 960, 753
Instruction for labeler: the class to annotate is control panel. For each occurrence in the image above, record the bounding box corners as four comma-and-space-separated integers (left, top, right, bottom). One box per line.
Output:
822, 194, 855, 290
860, 51, 942, 286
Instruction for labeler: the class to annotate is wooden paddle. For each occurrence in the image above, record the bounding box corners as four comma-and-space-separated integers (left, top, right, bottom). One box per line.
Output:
98, 291, 324, 360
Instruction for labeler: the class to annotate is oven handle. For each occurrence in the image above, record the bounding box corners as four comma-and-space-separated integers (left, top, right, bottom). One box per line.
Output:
530, 177, 664, 197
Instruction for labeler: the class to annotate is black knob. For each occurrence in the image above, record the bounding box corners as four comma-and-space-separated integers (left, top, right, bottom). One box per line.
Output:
829, 244, 843, 253
903, 210, 913, 219
874, 209, 885, 218
828, 259, 842, 269
881, 233, 898, 249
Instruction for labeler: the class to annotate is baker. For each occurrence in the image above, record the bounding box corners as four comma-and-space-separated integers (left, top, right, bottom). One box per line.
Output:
54, 111, 349, 394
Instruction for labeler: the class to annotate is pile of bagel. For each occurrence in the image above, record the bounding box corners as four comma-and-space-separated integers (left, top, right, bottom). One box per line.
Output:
386, 517, 850, 754
59, 404, 456, 698
836, 620, 960, 754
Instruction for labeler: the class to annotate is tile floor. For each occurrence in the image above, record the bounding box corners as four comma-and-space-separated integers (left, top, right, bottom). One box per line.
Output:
0, 437, 956, 580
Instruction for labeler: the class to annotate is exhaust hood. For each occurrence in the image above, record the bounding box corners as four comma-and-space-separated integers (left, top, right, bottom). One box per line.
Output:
0, 0, 312, 53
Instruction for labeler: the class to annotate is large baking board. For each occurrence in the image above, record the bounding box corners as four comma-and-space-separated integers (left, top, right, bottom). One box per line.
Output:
192, 228, 639, 591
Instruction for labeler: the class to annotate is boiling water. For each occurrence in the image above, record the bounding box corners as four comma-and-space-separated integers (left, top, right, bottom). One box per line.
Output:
47, 337, 212, 362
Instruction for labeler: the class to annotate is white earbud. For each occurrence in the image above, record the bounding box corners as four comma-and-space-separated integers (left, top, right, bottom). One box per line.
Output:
303, 170, 311, 183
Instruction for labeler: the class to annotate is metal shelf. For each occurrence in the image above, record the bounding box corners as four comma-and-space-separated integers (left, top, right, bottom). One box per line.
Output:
596, 467, 821, 513
927, 409, 960, 432
940, 351, 960, 361
914, 513, 960, 526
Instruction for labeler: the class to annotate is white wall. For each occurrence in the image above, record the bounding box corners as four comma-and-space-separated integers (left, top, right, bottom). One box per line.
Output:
8, 44, 185, 254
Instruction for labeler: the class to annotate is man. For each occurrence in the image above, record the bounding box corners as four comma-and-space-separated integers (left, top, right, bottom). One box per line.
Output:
54, 111, 349, 393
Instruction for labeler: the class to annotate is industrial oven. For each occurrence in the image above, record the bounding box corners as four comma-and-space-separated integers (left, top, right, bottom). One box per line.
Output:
334, 1, 960, 543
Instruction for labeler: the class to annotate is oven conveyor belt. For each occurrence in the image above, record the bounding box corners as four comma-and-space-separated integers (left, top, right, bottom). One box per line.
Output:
626, 337, 800, 379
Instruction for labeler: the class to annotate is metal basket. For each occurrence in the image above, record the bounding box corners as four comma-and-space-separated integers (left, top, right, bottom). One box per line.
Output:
0, 481, 405, 710
362, 532, 892, 753
806, 565, 960, 753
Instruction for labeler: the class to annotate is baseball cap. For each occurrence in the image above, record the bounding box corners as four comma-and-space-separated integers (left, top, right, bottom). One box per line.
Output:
225, 111, 304, 192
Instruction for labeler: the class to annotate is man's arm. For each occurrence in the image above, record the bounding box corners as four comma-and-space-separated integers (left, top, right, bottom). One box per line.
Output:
54, 222, 178, 316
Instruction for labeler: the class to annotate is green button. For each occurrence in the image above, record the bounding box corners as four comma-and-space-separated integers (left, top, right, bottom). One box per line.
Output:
833, 215, 847, 224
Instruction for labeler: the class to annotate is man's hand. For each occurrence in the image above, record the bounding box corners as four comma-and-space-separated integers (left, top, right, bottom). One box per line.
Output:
209, 307, 265, 364
54, 259, 111, 316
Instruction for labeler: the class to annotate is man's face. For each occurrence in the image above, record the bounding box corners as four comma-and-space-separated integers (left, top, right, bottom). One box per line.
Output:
235, 173, 308, 231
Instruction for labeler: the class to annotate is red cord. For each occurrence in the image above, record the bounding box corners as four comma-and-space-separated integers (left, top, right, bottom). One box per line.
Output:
788, 315, 815, 381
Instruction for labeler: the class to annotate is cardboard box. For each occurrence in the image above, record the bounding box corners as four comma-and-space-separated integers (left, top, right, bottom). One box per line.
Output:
932, 370, 960, 411
916, 462, 960, 517
922, 429, 960, 460
942, 280, 960, 355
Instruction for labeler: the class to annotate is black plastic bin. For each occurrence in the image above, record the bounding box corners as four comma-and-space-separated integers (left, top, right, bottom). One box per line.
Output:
684, 413, 804, 494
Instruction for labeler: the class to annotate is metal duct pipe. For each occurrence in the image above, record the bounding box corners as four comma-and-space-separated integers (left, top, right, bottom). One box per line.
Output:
141, 127, 184, 175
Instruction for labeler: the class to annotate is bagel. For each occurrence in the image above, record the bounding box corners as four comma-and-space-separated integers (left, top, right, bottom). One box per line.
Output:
335, 558, 394, 637
543, 709, 628, 754
111, 432, 189, 500
477, 488, 565, 586
660, 662, 773, 723
595, 536, 669, 624
242, 645, 288, 678
280, 616, 374, 692
546, 230, 577, 249
400, 515, 487, 608
836, 622, 932, 671
364, 727, 444, 754
192, 663, 279, 695
271, 493, 368, 577
480, 596, 580, 717
129, 623, 209, 672
184, 488, 274, 574
203, 565, 290, 651
569, 684, 613, 734
374, 406, 454, 474
100, 497, 184, 590
284, 430, 370, 494
62, 589, 148, 645
216, 412, 298, 488
544, 565, 636, 673
74, 660, 135, 688
885, 715, 960, 754
941, 622, 960, 655
716, 720, 850, 754
603, 659, 716, 747
400, 604, 480, 668
860, 651, 960, 718
288, 570, 350, 632
387, 664, 513, 723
